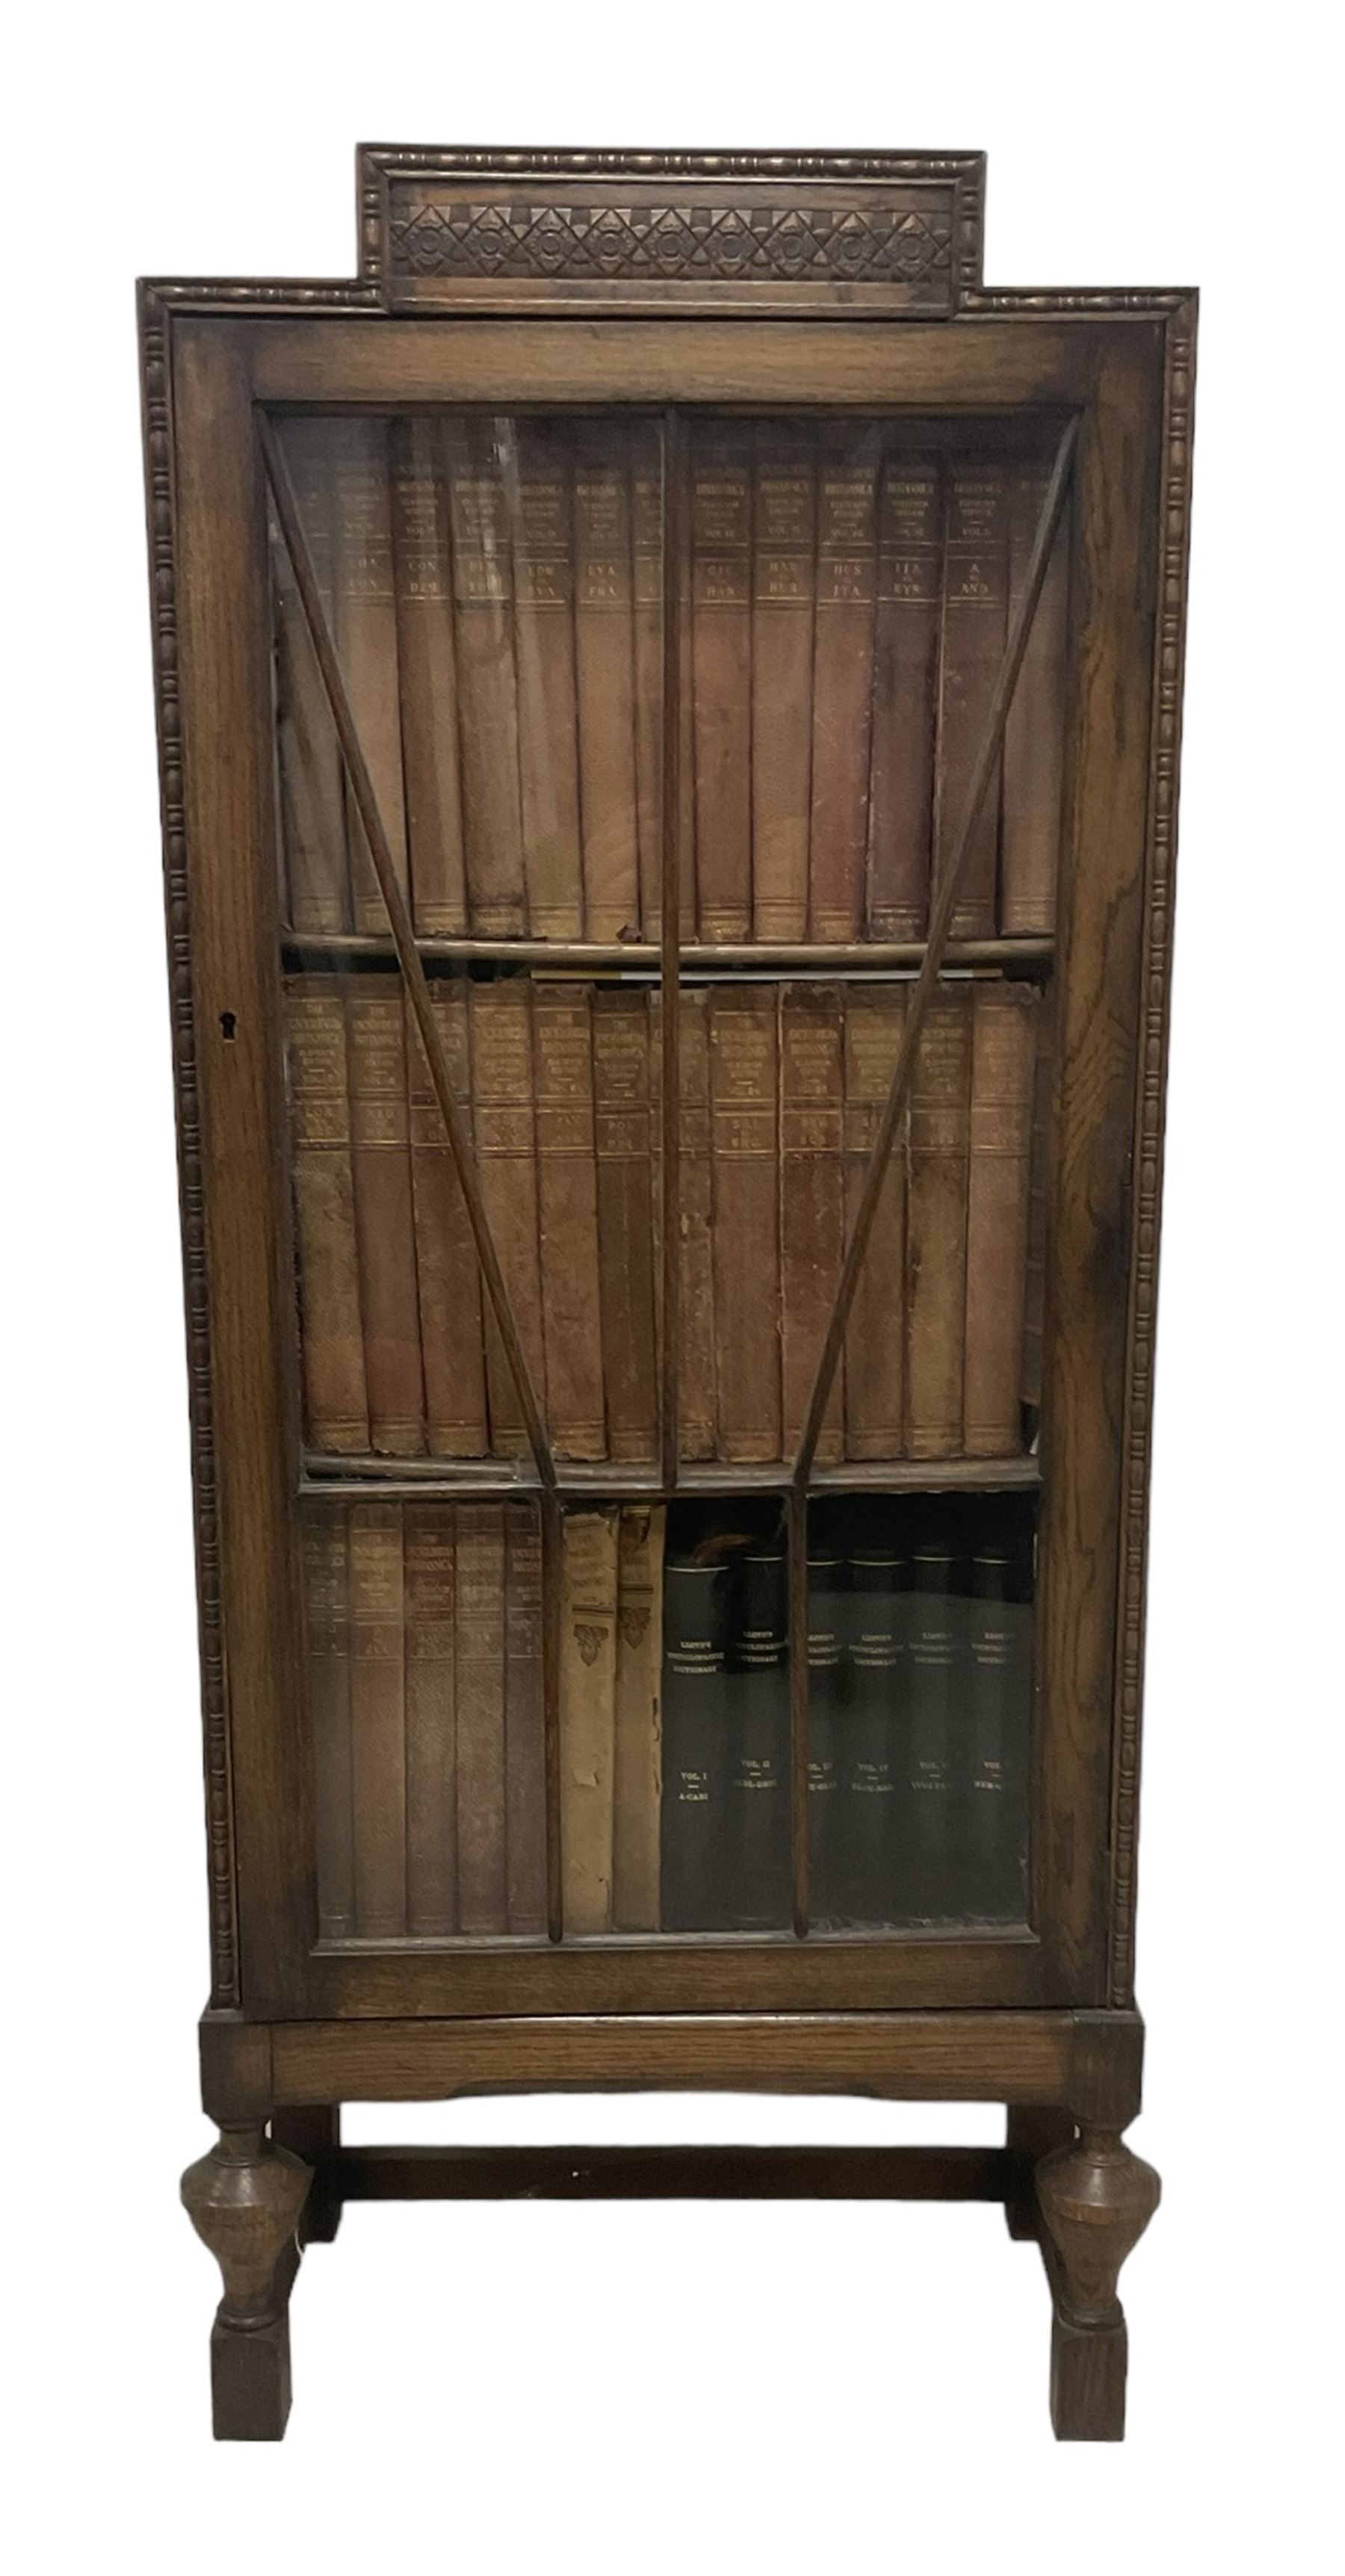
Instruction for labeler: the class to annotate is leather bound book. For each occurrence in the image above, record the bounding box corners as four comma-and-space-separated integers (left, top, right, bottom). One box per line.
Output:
1001, 461, 1069, 936
612, 1504, 666, 1931
304, 1507, 355, 1941
809, 432, 879, 942
510, 424, 583, 940
573, 431, 640, 942
964, 981, 1039, 1454
331, 418, 409, 933
593, 989, 658, 1464
389, 417, 469, 937
936, 461, 1009, 941
445, 417, 528, 937
408, 979, 487, 1458
348, 1502, 407, 1938
751, 428, 816, 942
959, 1513, 1033, 1920
840, 1527, 906, 1927
504, 1504, 547, 1936
469, 979, 546, 1459
285, 976, 370, 1454
725, 1545, 792, 1931
709, 986, 782, 1462
905, 986, 973, 1460
558, 1507, 619, 1936
454, 1503, 507, 1934
1021, 986, 1055, 1417
690, 434, 753, 942
347, 983, 426, 1457
631, 427, 664, 941
273, 424, 348, 933
780, 982, 845, 1465
678, 986, 717, 1462
868, 452, 942, 939
842, 985, 907, 1461
903, 1513, 959, 1921
805, 1538, 847, 1928
660, 1555, 730, 1932
532, 980, 606, 1460
403, 1504, 457, 1938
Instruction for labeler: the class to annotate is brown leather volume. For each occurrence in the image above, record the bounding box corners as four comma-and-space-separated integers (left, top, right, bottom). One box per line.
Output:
593, 989, 658, 1463
403, 1504, 457, 1937
303, 1507, 355, 1940
690, 433, 753, 942
348, 1502, 407, 1937
574, 430, 640, 941
868, 451, 942, 939
273, 422, 348, 933
710, 985, 782, 1461
559, 1507, 619, 1935
285, 976, 369, 1453
905, 985, 974, 1457
936, 460, 1009, 939
510, 423, 583, 939
504, 1504, 547, 1935
446, 417, 527, 936
389, 417, 468, 936
964, 982, 1039, 1455
1002, 460, 1069, 935
1021, 983, 1056, 1412
842, 985, 909, 1460
330, 418, 409, 933
532, 981, 606, 1460
454, 1504, 507, 1934
408, 977, 487, 1457
469, 980, 546, 1457
631, 428, 664, 940
613, 1504, 665, 1930
752, 428, 816, 941
677, 986, 717, 1461
809, 430, 879, 942
780, 982, 845, 1463
347, 984, 425, 1456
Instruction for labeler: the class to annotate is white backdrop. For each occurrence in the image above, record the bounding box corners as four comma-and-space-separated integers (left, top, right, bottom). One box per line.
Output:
4, 7, 1339, 2562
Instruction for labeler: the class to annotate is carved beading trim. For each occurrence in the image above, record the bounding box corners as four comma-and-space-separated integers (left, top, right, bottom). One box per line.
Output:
139, 288, 240, 2008
1107, 297, 1198, 2007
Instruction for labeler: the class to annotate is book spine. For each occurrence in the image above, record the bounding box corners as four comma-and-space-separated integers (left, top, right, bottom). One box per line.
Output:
842, 985, 907, 1460
446, 419, 528, 936
961, 1522, 1033, 1920
805, 1542, 847, 1928
631, 429, 664, 941
867, 452, 941, 939
558, 1507, 619, 1936
677, 987, 717, 1460
469, 980, 545, 1458
407, 979, 488, 1457
936, 461, 1009, 940
573, 433, 640, 942
532, 980, 607, 1460
454, 1502, 508, 1933
1021, 986, 1056, 1416
808, 437, 879, 942
612, 1504, 666, 1930
751, 429, 816, 941
331, 418, 409, 932
905, 986, 973, 1460
726, 1546, 792, 1930
504, 1503, 547, 1935
841, 1540, 905, 1926
659, 1558, 729, 1931
347, 984, 425, 1456
690, 436, 753, 942
303, 1507, 355, 1939
903, 1525, 959, 1919
403, 1503, 457, 1937
593, 988, 658, 1464
963, 982, 1039, 1454
348, 1502, 407, 1937
1001, 461, 1069, 936
510, 424, 584, 939
285, 977, 370, 1453
709, 986, 782, 1462
389, 416, 468, 936
273, 424, 348, 933
779, 982, 845, 1464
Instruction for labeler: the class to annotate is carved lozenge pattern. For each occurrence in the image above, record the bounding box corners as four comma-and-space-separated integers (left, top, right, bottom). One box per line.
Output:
389, 195, 953, 291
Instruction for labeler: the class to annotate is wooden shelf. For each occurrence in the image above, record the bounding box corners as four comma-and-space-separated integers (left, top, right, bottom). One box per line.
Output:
281, 930, 1054, 977
300, 1452, 1042, 1503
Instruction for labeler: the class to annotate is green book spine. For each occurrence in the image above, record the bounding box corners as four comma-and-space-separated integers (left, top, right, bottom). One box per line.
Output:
903, 1519, 960, 1920
659, 1560, 729, 1931
841, 1538, 906, 1926
726, 1548, 792, 1931
805, 1545, 848, 1929
959, 1518, 1034, 1920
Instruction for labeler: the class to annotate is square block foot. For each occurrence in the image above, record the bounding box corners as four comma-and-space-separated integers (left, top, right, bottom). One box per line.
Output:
210, 2311, 292, 2441
1050, 2311, 1128, 2441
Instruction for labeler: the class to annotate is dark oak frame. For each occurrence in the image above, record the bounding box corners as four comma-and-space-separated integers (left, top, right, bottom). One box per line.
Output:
143, 146, 1195, 2441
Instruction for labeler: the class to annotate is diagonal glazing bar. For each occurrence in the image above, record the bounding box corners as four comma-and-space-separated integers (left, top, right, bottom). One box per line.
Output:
260, 414, 557, 1493
791, 413, 1081, 1491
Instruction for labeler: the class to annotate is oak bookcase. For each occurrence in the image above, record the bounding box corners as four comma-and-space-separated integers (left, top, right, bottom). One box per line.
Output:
140, 145, 1195, 2441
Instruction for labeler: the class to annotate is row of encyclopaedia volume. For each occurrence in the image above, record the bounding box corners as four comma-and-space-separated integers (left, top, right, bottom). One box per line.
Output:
285, 969, 1051, 1468
273, 412, 1068, 951
303, 1493, 1034, 1943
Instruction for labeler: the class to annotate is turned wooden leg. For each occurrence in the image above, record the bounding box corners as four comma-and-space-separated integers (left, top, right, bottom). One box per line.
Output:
1004, 2107, 1075, 2240
182, 2122, 312, 2440
1036, 2124, 1160, 2441
273, 2107, 342, 2243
